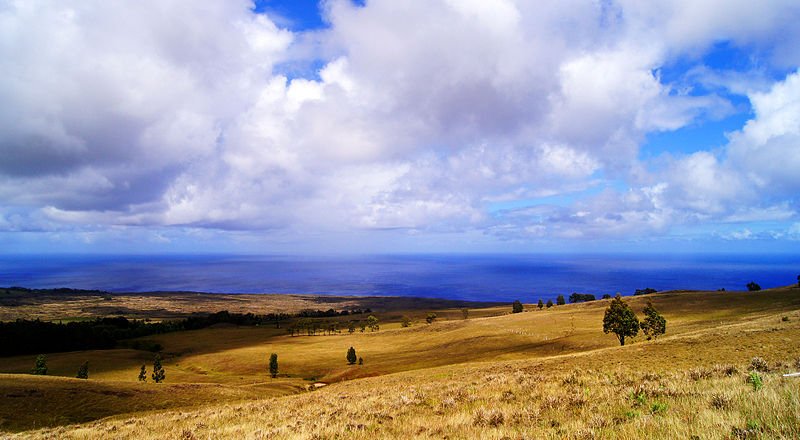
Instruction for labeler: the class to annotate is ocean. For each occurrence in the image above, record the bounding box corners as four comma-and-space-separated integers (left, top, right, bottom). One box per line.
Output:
0, 253, 797, 302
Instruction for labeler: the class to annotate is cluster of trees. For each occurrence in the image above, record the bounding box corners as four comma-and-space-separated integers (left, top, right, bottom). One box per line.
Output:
287, 315, 380, 336
602, 294, 666, 346
1, 308, 366, 357
634, 288, 658, 296
746, 282, 761, 291
568, 293, 596, 303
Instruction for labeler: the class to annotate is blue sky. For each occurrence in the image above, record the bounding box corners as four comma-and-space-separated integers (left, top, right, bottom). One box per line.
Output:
0, 0, 799, 254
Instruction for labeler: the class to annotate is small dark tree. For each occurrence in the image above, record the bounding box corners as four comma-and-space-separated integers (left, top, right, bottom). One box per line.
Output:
77, 361, 89, 379
537, 299, 543, 309
358, 357, 363, 365
746, 281, 761, 291
546, 299, 553, 308
269, 353, 278, 378
602, 294, 639, 346
640, 302, 666, 340
602, 293, 612, 299
512, 300, 523, 313
634, 288, 658, 296
347, 347, 357, 365
138, 364, 147, 382
152, 354, 165, 383
461, 308, 469, 319
556, 295, 565, 305
31, 354, 47, 375
426, 313, 437, 324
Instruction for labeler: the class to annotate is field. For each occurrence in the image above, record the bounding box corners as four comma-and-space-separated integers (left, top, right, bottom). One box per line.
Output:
1, 285, 800, 438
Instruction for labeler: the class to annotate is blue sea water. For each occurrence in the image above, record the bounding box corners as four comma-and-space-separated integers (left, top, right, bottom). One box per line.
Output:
0, 254, 798, 303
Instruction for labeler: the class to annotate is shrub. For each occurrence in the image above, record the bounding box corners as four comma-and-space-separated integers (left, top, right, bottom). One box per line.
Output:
76, 361, 89, 379
537, 299, 543, 309
746, 281, 761, 291
366, 315, 380, 331
512, 300, 523, 313
31, 354, 47, 375
461, 308, 469, 319
602, 293, 612, 299
152, 354, 165, 383
749, 357, 769, 372
269, 353, 278, 378
556, 295, 565, 305
651, 401, 668, 414
347, 347, 357, 365
602, 294, 639, 346
426, 313, 437, 324
781, 316, 789, 322
634, 288, 657, 296
138, 364, 147, 382
401, 316, 411, 327
746, 371, 763, 391
546, 299, 553, 308
358, 357, 363, 365
710, 393, 731, 409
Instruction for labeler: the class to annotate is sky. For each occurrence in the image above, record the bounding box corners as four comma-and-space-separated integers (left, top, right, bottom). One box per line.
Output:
1, 0, 799, 254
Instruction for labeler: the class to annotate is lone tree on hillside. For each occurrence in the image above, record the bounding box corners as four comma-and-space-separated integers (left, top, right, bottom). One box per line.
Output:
426, 313, 437, 324
461, 308, 469, 319
269, 353, 278, 378
138, 364, 147, 382
640, 301, 667, 340
77, 361, 89, 379
556, 295, 565, 306
546, 299, 553, 308
512, 300, 524, 313
347, 347, 357, 365
367, 315, 380, 331
746, 281, 761, 291
32, 354, 47, 375
537, 299, 543, 309
152, 354, 165, 383
602, 294, 639, 346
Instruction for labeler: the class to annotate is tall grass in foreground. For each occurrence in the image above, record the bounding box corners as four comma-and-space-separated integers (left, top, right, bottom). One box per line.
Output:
17, 359, 800, 439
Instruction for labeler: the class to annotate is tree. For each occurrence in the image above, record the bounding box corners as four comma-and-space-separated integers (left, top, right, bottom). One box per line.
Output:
426, 313, 437, 324
401, 316, 411, 327
556, 295, 565, 306
461, 308, 469, 319
602, 294, 639, 346
569, 293, 596, 303
346, 347, 357, 365
512, 300, 523, 313
269, 353, 278, 378
359, 321, 367, 332
358, 357, 363, 365
746, 281, 761, 291
546, 299, 553, 308
138, 364, 147, 382
77, 361, 89, 379
537, 299, 543, 309
32, 354, 47, 375
602, 293, 612, 299
634, 288, 657, 296
367, 315, 380, 331
640, 302, 666, 340
348, 321, 356, 333
152, 354, 165, 383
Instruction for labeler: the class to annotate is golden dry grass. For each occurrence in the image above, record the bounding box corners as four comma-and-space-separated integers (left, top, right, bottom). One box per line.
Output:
1, 285, 800, 438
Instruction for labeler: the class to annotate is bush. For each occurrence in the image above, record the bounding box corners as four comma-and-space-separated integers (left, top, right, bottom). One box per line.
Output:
366, 315, 380, 331
512, 300, 523, 313
710, 393, 731, 409
537, 299, 543, 309
749, 357, 769, 372
546, 300, 553, 308
152, 354, 165, 383
401, 316, 411, 327
746, 371, 763, 391
76, 361, 89, 379
746, 281, 761, 291
556, 295, 565, 305
31, 354, 47, 375
426, 313, 437, 324
138, 364, 147, 382
781, 316, 790, 322
602, 293, 612, 299
634, 288, 658, 296
347, 347, 357, 365
269, 353, 278, 378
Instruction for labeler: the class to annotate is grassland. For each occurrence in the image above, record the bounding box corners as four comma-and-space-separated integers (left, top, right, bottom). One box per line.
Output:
2, 285, 800, 438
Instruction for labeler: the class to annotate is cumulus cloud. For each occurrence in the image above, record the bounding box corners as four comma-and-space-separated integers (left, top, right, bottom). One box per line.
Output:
0, 0, 799, 249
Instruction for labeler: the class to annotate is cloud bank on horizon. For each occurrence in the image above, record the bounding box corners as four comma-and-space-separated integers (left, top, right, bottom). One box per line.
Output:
1, 0, 799, 253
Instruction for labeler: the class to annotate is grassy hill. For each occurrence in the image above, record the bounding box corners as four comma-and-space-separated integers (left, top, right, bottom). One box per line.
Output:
2, 285, 800, 438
